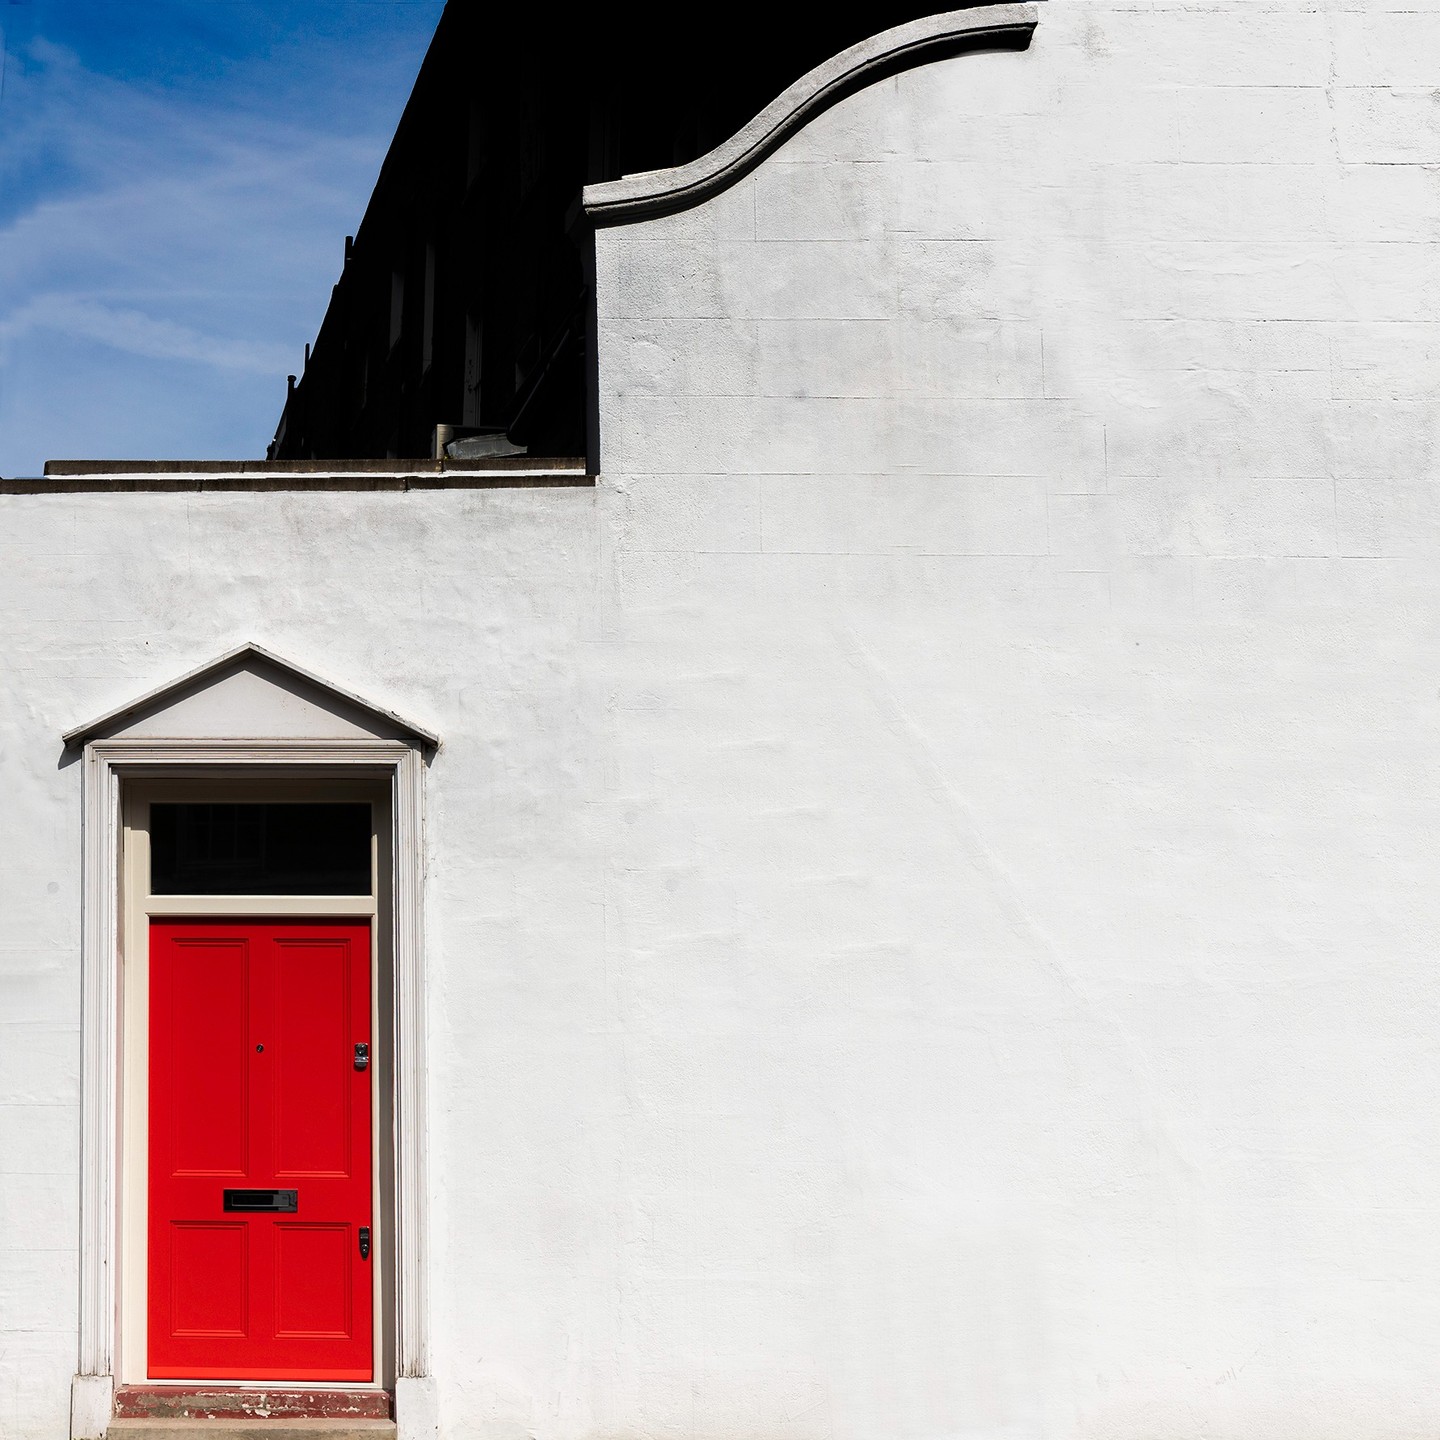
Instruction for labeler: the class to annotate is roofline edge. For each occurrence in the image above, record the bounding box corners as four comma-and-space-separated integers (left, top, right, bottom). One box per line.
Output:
582, 3, 1040, 226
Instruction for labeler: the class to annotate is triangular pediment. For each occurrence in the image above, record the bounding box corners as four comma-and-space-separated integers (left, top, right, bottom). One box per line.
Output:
62, 642, 439, 749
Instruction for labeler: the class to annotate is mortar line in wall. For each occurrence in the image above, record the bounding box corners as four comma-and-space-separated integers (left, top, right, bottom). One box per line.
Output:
749, 550, 1058, 558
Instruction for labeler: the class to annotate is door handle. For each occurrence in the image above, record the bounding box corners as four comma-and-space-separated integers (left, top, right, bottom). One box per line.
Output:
359, 1226, 371, 1260
354, 1042, 369, 1071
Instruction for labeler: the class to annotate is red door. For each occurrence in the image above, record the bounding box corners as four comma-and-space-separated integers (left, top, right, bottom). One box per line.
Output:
149, 919, 373, 1380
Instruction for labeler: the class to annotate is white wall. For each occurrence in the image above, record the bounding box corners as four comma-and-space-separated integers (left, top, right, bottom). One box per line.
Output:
586, 3, 1440, 1438
0, 486, 600, 1439
4, 3, 1440, 1438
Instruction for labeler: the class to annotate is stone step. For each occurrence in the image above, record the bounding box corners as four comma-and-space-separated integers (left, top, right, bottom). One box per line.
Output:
113, 1389, 392, 1423
107, 1421, 396, 1440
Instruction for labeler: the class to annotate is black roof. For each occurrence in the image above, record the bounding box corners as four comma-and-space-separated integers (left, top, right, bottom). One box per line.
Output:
270, 3, 971, 464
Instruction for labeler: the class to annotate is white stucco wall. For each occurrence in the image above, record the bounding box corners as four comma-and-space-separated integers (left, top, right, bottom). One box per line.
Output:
4, 2, 1440, 1439
586, 3, 1440, 1438
0, 485, 602, 1440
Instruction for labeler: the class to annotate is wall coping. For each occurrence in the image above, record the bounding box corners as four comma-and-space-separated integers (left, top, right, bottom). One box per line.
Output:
5, 461, 593, 494
583, 3, 1039, 225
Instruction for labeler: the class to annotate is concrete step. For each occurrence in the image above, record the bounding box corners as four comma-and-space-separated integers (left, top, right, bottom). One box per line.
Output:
107, 1422, 396, 1440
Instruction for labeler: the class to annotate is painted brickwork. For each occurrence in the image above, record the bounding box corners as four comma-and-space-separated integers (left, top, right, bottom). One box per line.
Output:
4, 3, 1440, 1438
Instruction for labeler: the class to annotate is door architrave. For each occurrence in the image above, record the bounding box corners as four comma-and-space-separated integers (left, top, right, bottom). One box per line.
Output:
72, 740, 431, 1440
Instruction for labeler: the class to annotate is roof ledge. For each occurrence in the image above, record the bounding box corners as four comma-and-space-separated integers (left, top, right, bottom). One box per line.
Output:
583, 3, 1040, 226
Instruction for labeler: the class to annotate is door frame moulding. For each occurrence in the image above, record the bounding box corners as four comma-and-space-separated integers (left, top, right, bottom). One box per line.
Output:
71, 739, 433, 1440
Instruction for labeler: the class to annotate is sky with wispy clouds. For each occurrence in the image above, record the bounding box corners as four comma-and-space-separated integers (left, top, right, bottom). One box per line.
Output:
0, 0, 445, 476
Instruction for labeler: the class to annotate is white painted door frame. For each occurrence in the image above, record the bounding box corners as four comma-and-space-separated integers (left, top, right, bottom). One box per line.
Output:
70, 740, 433, 1440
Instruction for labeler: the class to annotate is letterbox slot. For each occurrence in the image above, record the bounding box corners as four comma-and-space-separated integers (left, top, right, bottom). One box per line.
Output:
222, 1188, 298, 1213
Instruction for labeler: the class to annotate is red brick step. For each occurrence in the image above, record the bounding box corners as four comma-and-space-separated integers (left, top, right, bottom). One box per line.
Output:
114, 1389, 393, 1422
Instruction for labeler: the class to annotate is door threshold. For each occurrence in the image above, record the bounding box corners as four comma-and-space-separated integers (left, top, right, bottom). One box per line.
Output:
107, 1423, 395, 1440
114, 1389, 392, 1422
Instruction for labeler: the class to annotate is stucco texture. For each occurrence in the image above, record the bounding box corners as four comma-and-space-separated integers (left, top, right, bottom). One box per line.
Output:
6, 2, 1440, 1438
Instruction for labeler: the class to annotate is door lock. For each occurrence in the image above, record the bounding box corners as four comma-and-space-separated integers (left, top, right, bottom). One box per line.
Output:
359, 1226, 371, 1261
354, 1042, 369, 1072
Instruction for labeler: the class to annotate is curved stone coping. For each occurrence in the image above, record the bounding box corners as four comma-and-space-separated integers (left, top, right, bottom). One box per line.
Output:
583, 3, 1039, 226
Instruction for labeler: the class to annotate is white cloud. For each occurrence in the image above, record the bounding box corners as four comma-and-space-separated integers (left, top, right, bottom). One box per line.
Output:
1, 295, 293, 374
0, 17, 438, 472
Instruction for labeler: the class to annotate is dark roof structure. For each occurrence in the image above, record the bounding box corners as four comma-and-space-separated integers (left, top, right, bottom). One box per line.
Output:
266, 2, 983, 466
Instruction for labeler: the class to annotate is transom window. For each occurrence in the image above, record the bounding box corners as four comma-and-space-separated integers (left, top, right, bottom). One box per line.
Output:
149, 802, 372, 895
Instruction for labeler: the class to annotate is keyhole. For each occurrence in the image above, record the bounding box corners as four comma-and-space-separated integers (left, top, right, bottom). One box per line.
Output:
256, 1044, 264, 1053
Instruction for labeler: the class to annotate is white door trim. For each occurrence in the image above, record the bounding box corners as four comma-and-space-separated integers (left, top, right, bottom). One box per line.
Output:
71, 739, 432, 1440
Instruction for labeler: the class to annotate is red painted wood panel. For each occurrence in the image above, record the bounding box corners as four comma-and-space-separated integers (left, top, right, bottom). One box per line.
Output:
149, 919, 373, 1381
275, 940, 352, 1177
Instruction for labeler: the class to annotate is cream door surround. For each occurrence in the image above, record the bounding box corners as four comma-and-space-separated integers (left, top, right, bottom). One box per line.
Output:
65, 644, 438, 1440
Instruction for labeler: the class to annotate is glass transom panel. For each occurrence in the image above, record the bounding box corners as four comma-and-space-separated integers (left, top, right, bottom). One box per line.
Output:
150, 803, 371, 895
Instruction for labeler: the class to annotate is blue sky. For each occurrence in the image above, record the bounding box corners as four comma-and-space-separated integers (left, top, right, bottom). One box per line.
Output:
0, 0, 445, 475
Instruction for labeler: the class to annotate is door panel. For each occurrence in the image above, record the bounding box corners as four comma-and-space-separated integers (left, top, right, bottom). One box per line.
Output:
275, 939, 353, 1177
166, 937, 249, 1175
275, 1224, 352, 1336
169, 1223, 247, 1335
149, 919, 373, 1380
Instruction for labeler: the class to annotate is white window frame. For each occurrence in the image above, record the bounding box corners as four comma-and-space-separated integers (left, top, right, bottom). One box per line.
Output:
71, 740, 433, 1440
